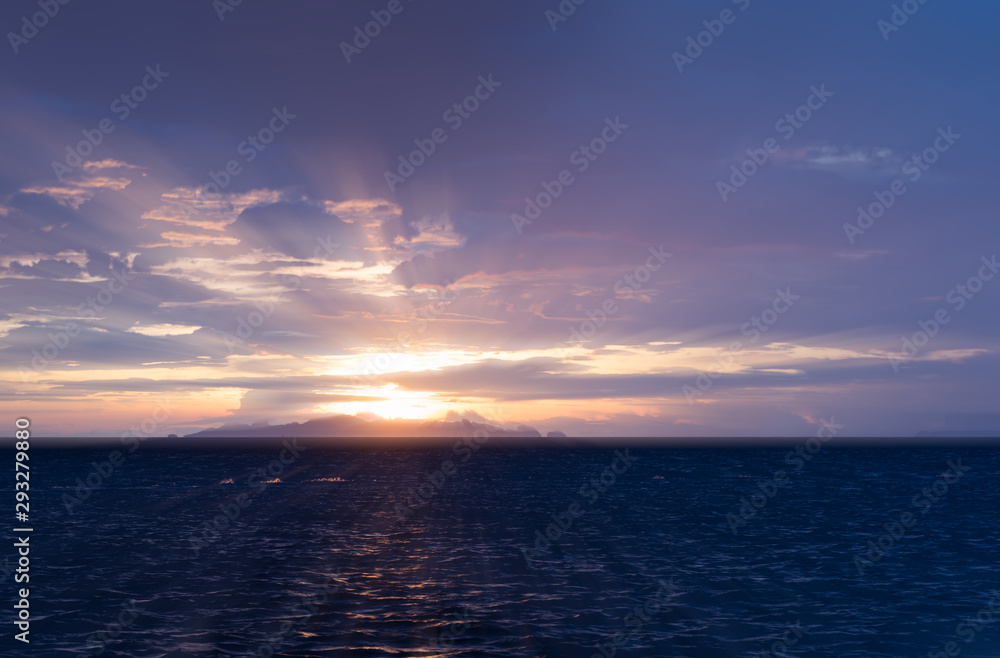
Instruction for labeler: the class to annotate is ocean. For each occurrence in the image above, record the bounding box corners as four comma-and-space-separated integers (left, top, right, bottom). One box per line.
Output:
18, 445, 1000, 657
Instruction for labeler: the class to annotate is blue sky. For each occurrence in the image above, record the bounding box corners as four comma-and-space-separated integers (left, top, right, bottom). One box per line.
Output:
1, 0, 998, 437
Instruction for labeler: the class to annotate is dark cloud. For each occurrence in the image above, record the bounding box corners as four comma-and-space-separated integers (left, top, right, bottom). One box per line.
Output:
8, 258, 83, 279
229, 201, 367, 260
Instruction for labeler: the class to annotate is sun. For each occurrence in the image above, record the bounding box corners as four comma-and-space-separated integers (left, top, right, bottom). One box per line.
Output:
322, 385, 451, 420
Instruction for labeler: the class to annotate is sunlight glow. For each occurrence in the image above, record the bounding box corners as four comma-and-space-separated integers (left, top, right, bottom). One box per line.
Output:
320, 385, 452, 420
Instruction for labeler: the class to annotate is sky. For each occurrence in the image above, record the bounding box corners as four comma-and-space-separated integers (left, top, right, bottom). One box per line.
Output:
1, 0, 998, 438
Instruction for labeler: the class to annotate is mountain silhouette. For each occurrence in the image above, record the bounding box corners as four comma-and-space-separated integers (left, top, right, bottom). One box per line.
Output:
184, 415, 553, 439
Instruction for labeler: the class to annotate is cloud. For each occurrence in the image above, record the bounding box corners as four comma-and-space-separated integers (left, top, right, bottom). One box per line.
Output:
228, 200, 368, 260
140, 187, 283, 233
126, 323, 202, 337
19, 159, 144, 209
773, 145, 902, 179
403, 213, 466, 251
6, 258, 85, 280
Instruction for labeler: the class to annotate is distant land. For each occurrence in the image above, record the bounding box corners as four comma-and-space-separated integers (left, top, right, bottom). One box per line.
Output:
33, 415, 1000, 447
183, 415, 568, 440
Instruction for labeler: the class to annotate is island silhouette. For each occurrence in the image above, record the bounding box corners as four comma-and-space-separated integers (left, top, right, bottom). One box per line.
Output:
184, 414, 567, 440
